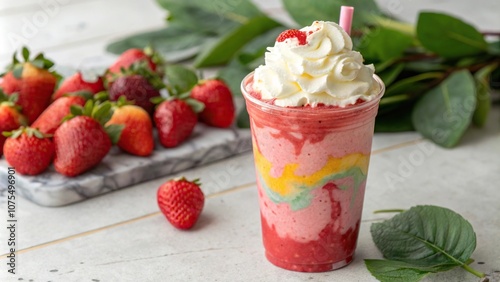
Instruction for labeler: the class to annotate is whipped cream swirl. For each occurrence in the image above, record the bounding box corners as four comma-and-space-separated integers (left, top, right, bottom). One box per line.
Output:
253, 21, 380, 107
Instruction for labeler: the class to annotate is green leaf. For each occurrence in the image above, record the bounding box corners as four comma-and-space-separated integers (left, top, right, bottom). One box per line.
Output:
238, 26, 286, 63
106, 26, 210, 62
375, 105, 415, 132
377, 63, 405, 87
218, 59, 252, 97
236, 103, 250, 128
31, 60, 45, 69
93, 102, 113, 125
404, 61, 447, 73
472, 64, 497, 127
164, 4, 237, 34
385, 72, 443, 97
416, 12, 488, 59
489, 40, 500, 55
359, 27, 413, 61
70, 105, 83, 116
84, 100, 94, 117
164, 64, 199, 95
412, 70, 476, 148
283, 0, 381, 29
371, 205, 477, 267
12, 65, 23, 79
156, 0, 264, 24
365, 259, 431, 282
185, 97, 205, 113
105, 124, 124, 145
194, 16, 281, 67
22, 47, 30, 61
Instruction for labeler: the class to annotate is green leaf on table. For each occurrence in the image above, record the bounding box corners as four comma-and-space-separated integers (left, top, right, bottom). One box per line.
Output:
163, 5, 236, 35
237, 103, 251, 128
238, 26, 285, 64
365, 259, 431, 282
156, 0, 264, 22
164, 64, 199, 95
217, 26, 285, 95
218, 59, 252, 97
106, 26, 209, 62
359, 27, 413, 61
282, 0, 381, 29
489, 40, 500, 55
371, 205, 477, 268
473, 63, 497, 127
416, 12, 488, 59
412, 70, 476, 148
375, 104, 415, 132
194, 16, 281, 67
385, 72, 442, 97
377, 63, 405, 87
404, 61, 447, 73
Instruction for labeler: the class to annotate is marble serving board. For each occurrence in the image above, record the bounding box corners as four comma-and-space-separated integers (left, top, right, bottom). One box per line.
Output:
0, 125, 252, 207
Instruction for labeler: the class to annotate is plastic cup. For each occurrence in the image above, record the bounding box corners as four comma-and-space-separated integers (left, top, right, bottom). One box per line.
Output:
241, 72, 385, 272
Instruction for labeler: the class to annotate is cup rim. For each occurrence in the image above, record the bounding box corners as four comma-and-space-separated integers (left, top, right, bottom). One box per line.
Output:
241, 72, 385, 114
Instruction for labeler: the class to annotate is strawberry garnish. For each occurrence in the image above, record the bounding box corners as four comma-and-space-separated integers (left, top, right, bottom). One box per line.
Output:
3, 127, 54, 175
157, 178, 205, 230
276, 29, 307, 45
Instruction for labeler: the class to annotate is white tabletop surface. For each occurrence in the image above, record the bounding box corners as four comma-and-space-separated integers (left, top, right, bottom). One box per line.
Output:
0, 0, 499, 281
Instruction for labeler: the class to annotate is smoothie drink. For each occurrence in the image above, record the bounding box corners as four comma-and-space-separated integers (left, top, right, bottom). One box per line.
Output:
241, 21, 384, 272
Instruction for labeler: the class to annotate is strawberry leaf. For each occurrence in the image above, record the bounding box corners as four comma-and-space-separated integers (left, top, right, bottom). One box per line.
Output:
185, 98, 205, 113
164, 64, 198, 95
31, 60, 45, 69
150, 96, 165, 105
70, 105, 84, 117
12, 65, 23, 79
105, 124, 124, 145
92, 102, 113, 125
84, 100, 94, 117
22, 47, 30, 62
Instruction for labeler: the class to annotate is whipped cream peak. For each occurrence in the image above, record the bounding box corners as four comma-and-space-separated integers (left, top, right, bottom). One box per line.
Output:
253, 21, 379, 107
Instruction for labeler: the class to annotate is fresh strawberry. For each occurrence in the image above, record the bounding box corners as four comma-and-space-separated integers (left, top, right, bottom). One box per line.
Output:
52, 72, 104, 100
157, 178, 205, 230
3, 127, 54, 175
108, 47, 164, 76
276, 29, 307, 45
0, 47, 59, 124
154, 98, 198, 148
0, 92, 26, 156
32, 92, 89, 134
53, 100, 123, 177
190, 79, 235, 128
108, 63, 164, 115
106, 97, 154, 156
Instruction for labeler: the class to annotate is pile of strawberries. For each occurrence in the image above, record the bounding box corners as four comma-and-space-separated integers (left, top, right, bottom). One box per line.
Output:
0, 47, 235, 177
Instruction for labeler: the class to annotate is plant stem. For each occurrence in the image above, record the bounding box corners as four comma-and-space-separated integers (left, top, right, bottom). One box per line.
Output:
373, 209, 405, 214
462, 264, 485, 278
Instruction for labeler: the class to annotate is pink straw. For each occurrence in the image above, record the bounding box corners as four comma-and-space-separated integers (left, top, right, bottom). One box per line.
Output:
339, 6, 354, 35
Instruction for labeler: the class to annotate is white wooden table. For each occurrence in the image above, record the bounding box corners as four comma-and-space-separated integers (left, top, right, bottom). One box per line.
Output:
0, 1, 499, 281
